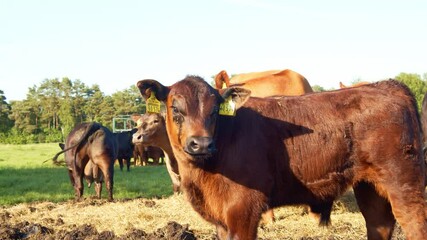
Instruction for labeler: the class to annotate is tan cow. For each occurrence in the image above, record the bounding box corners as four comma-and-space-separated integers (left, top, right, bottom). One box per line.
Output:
214, 69, 313, 97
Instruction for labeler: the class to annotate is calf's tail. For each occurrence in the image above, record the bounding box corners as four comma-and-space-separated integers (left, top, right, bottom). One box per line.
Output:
51, 122, 100, 166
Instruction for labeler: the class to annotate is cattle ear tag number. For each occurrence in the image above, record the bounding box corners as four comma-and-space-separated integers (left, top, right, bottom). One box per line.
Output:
219, 96, 236, 116
146, 92, 161, 113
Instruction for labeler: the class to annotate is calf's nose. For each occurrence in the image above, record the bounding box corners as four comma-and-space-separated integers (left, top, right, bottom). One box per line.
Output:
185, 137, 215, 155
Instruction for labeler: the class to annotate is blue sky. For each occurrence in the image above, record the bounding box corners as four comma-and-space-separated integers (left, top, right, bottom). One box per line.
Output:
1, 0, 426, 101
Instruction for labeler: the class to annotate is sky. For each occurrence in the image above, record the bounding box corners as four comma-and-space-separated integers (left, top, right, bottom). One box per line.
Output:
1, 0, 426, 102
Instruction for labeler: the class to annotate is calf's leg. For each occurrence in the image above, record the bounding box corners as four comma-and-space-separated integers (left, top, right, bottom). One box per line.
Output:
95, 156, 114, 201
354, 181, 395, 240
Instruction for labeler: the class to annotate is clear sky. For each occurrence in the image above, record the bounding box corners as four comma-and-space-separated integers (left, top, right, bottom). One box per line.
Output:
1, 0, 426, 101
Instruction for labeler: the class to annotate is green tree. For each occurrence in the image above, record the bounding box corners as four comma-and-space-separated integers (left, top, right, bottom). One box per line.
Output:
395, 72, 427, 111
9, 99, 38, 134
98, 95, 116, 129
312, 85, 326, 92
112, 85, 145, 116
0, 90, 13, 132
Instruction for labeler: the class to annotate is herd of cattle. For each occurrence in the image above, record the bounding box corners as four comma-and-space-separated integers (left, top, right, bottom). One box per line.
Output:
52, 69, 427, 240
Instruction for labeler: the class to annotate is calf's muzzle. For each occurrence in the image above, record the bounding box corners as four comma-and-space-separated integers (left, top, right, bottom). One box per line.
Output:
185, 136, 216, 155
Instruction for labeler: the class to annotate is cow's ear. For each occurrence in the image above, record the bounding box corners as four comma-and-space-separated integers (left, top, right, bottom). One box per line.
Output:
220, 87, 251, 110
130, 113, 142, 124
59, 143, 65, 150
136, 79, 170, 101
214, 70, 230, 89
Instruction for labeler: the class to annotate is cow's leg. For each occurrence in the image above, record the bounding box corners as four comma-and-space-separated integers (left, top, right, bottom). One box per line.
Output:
309, 201, 333, 226
97, 159, 114, 201
72, 158, 87, 201
215, 225, 228, 240
379, 178, 427, 239
126, 157, 131, 171
260, 209, 275, 225
67, 169, 75, 187
142, 150, 148, 166
117, 159, 124, 171
225, 202, 261, 240
92, 164, 102, 198
353, 181, 395, 240
72, 170, 84, 201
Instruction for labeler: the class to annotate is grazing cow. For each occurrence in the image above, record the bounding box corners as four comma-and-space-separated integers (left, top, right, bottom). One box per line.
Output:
214, 69, 313, 97
137, 76, 427, 240
114, 129, 137, 171
339, 81, 371, 88
132, 113, 181, 193
53, 122, 117, 201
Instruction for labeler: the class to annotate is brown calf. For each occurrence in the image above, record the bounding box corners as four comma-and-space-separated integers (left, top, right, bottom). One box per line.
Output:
132, 113, 181, 193
137, 76, 427, 240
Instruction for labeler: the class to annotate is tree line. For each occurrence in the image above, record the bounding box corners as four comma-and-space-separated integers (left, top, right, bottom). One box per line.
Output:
0, 78, 145, 144
1, 72, 426, 144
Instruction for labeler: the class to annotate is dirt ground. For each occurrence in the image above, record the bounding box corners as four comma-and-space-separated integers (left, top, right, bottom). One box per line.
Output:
0, 193, 407, 240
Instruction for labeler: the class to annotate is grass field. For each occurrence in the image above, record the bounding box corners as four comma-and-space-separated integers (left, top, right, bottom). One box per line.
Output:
0, 143, 409, 239
0, 143, 173, 206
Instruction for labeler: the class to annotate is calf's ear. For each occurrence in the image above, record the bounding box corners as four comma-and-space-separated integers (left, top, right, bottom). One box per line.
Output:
136, 79, 170, 101
130, 113, 142, 126
220, 87, 251, 110
59, 143, 65, 150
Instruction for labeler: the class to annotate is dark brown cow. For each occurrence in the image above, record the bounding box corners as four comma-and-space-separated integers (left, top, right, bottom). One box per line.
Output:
53, 122, 117, 201
214, 69, 313, 97
59, 143, 102, 189
137, 76, 427, 240
132, 113, 181, 193
114, 129, 137, 171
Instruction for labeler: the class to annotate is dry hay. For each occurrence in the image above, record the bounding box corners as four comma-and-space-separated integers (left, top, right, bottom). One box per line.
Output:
0, 192, 407, 239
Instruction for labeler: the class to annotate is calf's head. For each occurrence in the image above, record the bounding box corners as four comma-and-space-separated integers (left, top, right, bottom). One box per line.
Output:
136, 76, 250, 162
131, 113, 166, 145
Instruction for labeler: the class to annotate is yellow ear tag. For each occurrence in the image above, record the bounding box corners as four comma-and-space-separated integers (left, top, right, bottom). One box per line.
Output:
219, 96, 236, 116
222, 82, 227, 89
146, 92, 161, 113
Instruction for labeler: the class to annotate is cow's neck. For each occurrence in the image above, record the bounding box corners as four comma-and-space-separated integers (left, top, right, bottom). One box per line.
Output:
177, 152, 227, 225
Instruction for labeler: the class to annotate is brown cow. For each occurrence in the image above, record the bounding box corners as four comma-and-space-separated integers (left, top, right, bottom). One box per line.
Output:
137, 76, 427, 240
215, 68, 313, 222
132, 113, 181, 193
214, 69, 313, 97
132, 112, 279, 223
59, 143, 102, 189
53, 122, 117, 201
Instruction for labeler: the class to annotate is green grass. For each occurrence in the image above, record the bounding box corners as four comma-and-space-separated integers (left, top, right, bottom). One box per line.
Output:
0, 143, 174, 206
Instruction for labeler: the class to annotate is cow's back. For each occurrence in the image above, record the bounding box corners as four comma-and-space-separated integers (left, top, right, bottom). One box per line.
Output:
238, 69, 313, 97
230, 69, 281, 84
87, 126, 117, 161
216, 80, 421, 205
